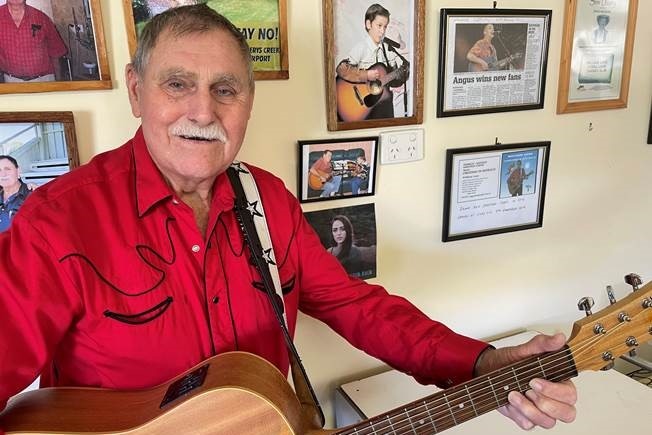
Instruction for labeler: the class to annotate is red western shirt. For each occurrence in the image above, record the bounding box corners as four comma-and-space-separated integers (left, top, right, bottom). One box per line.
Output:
0, 128, 487, 414
0, 5, 66, 77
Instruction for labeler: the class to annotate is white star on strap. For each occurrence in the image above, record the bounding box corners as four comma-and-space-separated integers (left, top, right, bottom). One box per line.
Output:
246, 200, 263, 218
262, 248, 276, 265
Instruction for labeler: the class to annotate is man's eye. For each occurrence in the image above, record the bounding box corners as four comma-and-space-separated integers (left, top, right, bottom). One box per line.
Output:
214, 87, 236, 97
166, 80, 185, 90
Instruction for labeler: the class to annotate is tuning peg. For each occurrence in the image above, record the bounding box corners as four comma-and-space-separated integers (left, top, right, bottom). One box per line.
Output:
624, 273, 642, 291
577, 297, 594, 317
601, 351, 615, 370
606, 285, 617, 305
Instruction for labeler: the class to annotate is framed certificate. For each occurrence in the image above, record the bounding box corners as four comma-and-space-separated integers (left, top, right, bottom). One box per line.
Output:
557, 0, 638, 113
442, 141, 550, 242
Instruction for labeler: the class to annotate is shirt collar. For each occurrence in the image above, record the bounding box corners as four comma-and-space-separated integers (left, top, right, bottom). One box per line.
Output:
132, 127, 235, 217
366, 33, 381, 51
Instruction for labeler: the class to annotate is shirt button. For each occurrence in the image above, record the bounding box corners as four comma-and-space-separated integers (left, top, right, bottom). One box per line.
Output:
172, 198, 180, 205
212, 296, 219, 304
191, 245, 200, 253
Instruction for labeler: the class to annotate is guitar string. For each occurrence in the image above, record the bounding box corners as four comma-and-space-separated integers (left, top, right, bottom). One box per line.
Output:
345, 319, 644, 435
335, 318, 644, 435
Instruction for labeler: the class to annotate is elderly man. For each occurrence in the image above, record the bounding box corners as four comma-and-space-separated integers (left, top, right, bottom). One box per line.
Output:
0, 0, 67, 82
0, 5, 576, 432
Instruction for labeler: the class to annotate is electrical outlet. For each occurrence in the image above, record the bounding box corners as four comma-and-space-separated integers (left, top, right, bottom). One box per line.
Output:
380, 129, 424, 164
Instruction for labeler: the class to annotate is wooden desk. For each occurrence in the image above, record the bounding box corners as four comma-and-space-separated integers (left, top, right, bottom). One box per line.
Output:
335, 332, 652, 434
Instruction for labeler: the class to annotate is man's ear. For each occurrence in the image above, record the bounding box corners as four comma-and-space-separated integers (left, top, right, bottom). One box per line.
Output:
365, 19, 371, 31
125, 64, 142, 118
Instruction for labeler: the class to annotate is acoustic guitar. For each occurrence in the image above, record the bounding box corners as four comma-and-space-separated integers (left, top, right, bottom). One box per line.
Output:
308, 168, 334, 191
468, 52, 522, 73
1, 282, 651, 434
336, 62, 408, 122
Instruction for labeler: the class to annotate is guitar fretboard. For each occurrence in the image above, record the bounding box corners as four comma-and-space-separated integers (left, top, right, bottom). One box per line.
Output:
336, 347, 576, 435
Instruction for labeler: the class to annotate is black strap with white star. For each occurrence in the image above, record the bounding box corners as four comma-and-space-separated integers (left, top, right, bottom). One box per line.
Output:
226, 162, 325, 429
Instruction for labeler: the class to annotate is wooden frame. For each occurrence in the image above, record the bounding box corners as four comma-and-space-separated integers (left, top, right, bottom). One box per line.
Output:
323, 0, 425, 131
122, 0, 289, 80
557, 0, 638, 113
442, 141, 550, 242
0, 0, 111, 94
437, 8, 551, 118
0, 112, 80, 187
298, 136, 378, 203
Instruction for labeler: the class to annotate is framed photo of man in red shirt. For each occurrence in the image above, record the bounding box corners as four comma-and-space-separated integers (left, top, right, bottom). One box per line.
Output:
0, 0, 111, 94
298, 136, 378, 203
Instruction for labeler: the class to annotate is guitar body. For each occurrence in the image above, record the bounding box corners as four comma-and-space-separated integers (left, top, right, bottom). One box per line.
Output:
0, 352, 331, 435
335, 63, 394, 122
308, 169, 331, 191
2, 281, 651, 434
467, 53, 522, 73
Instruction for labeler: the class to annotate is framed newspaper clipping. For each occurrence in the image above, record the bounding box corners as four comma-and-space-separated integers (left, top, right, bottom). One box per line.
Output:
437, 9, 551, 117
557, 0, 638, 114
442, 141, 550, 242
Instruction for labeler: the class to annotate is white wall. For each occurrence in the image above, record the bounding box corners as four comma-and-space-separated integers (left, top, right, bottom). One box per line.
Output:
2, 0, 651, 427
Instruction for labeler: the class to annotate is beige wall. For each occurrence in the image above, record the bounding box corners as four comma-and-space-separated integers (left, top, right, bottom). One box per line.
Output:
2, 0, 651, 427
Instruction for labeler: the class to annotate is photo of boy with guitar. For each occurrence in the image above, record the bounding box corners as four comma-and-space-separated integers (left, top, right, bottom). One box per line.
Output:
334, 3, 410, 122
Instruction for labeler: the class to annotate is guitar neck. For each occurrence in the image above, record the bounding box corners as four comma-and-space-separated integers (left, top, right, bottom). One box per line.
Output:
336, 348, 576, 435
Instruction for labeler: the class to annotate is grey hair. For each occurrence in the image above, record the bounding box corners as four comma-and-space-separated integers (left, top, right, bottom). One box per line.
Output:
131, 4, 254, 88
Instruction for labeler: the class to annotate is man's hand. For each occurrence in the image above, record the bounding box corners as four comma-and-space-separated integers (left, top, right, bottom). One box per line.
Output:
474, 333, 577, 430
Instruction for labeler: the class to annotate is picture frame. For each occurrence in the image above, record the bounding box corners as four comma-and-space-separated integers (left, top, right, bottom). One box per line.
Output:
436, 9, 551, 117
647, 105, 652, 145
303, 203, 377, 280
0, 0, 112, 94
0, 111, 79, 188
298, 136, 378, 203
442, 141, 550, 242
557, 0, 638, 114
323, 0, 425, 131
122, 0, 289, 80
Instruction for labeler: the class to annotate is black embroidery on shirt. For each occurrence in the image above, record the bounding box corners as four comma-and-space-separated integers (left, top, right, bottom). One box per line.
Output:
252, 275, 295, 295
59, 217, 176, 297
104, 296, 173, 325
215, 213, 245, 257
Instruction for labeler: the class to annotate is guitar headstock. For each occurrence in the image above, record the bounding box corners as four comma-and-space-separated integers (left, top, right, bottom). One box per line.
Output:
567, 280, 652, 372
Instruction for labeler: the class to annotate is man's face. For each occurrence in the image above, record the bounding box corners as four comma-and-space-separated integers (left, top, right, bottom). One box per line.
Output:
126, 28, 254, 188
366, 15, 389, 45
0, 159, 19, 189
483, 24, 495, 39
324, 151, 332, 163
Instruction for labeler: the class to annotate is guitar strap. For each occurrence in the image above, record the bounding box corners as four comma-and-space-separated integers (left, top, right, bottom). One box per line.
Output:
226, 162, 325, 429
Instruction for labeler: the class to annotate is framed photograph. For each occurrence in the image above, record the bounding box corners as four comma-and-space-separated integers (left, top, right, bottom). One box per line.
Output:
304, 203, 377, 279
0, 0, 112, 94
298, 136, 378, 203
0, 111, 79, 231
323, 0, 425, 131
442, 141, 550, 242
437, 9, 551, 117
557, 0, 638, 114
122, 0, 289, 80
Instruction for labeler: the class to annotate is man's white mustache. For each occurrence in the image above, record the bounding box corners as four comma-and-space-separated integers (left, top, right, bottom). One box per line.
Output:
169, 123, 227, 142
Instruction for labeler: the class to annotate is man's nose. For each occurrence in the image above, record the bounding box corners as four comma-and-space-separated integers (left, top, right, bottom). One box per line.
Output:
187, 88, 218, 126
